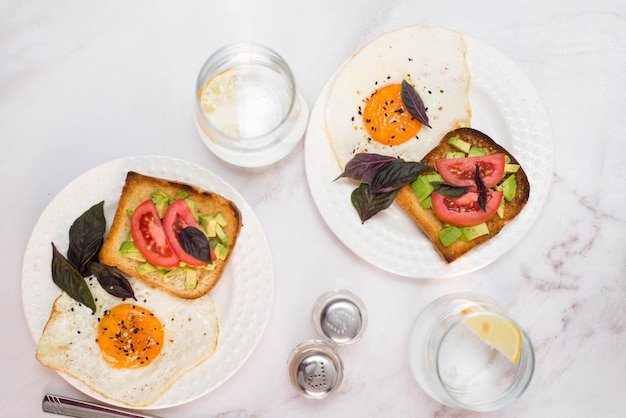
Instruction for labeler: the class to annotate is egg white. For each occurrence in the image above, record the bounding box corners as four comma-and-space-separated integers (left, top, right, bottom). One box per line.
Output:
325, 25, 472, 169
36, 275, 219, 407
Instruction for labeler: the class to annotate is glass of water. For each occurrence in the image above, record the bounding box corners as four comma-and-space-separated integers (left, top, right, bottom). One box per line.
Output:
194, 42, 308, 167
408, 292, 534, 411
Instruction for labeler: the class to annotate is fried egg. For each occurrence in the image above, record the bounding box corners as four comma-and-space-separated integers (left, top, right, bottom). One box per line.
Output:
325, 25, 472, 169
36, 275, 218, 407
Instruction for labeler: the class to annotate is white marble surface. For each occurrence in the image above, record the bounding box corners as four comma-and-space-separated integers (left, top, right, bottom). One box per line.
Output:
1, 1, 625, 417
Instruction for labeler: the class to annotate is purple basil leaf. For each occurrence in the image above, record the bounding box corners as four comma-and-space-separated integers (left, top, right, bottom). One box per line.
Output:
179, 226, 212, 263
401, 79, 431, 129
67, 201, 106, 277
351, 183, 400, 223
336, 153, 398, 184
51, 243, 96, 313
88, 261, 136, 300
431, 181, 471, 198
475, 164, 488, 212
370, 160, 430, 194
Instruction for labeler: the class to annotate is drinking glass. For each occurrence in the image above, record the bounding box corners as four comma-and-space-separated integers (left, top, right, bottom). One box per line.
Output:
194, 42, 308, 167
408, 292, 534, 411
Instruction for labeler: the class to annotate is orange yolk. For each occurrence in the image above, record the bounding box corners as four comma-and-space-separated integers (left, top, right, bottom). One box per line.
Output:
362, 83, 422, 145
97, 303, 164, 369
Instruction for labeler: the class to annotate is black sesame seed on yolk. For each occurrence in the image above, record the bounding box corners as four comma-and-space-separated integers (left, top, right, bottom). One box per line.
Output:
362, 83, 422, 146
96, 303, 164, 369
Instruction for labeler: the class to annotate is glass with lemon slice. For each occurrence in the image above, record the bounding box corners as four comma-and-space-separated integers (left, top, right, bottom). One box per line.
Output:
194, 42, 309, 167
408, 293, 534, 411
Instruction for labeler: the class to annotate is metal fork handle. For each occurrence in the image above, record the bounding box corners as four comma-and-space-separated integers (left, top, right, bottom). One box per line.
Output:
42, 394, 163, 418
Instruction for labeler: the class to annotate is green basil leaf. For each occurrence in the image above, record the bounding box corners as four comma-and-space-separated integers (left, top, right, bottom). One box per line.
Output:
430, 181, 470, 198
370, 160, 429, 194
88, 261, 136, 300
68, 201, 106, 276
401, 79, 431, 129
179, 227, 212, 263
335, 153, 398, 184
351, 183, 399, 223
51, 243, 96, 313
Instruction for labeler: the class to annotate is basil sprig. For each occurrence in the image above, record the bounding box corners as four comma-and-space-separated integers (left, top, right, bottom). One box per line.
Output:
51, 243, 97, 313
51, 201, 135, 311
335, 153, 397, 184
67, 201, 105, 276
338, 153, 429, 223
351, 184, 401, 223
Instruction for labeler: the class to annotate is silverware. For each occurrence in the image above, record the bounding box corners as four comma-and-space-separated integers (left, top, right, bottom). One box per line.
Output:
42, 394, 163, 418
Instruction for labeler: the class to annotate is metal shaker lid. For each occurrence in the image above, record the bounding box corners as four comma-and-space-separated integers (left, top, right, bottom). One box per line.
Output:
288, 340, 343, 399
313, 289, 367, 345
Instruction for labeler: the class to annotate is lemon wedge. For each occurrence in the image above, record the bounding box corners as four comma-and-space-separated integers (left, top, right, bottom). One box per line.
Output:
199, 70, 237, 114
198, 70, 241, 137
462, 313, 522, 363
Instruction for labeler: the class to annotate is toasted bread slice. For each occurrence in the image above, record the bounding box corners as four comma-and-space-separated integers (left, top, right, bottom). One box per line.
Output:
395, 128, 530, 263
99, 172, 242, 298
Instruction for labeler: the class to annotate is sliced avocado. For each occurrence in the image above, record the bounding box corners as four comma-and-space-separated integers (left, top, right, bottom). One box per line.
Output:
184, 198, 195, 215
199, 214, 214, 236
420, 195, 433, 209
505, 154, 512, 164
215, 223, 229, 245
214, 212, 228, 227
185, 269, 198, 289
204, 218, 217, 237
439, 226, 462, 247
411, 175, 434, 202
445, 151, 466, 159
504, 163, 520, 173
151, 189, 171, 218
119, 241, 146, 262
426, 172, 444, 183
447, 136, 471, 154
497, 197, 505, 218
160, 266, 184, 282
468, 147, 487, 157
214, 242, 229, 260
460, 223, 489, 241
496, 174, 517, 201
169, 191, 188, 203
137, 262, 157, 276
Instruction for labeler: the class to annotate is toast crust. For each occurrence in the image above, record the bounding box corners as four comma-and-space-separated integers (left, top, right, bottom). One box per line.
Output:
99, 172, 242, 298
395, 128, 530, 263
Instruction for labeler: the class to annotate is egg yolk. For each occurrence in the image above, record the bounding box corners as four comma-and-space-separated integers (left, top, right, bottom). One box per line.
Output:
97, 303, 164, 369
362, 83, 422, 146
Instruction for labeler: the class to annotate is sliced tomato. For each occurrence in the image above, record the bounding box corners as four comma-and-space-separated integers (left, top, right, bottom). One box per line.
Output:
130, 200, 180, 267
432, 190, 503, 227
162, 199, 207, 266
435, 154, 505, 190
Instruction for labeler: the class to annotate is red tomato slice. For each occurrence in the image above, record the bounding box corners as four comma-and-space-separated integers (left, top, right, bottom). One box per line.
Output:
162, 199, 207, 266
435, 154, 505, 190
130, 200, 180, 267
432, 190, 503, 227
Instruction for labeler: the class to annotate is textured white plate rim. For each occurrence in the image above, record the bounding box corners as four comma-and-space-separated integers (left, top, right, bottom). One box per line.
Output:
21, 155, 275, 409
304, 32, 553, 279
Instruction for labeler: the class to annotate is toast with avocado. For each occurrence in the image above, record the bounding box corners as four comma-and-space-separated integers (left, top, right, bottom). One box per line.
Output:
99, 171, 242, 299
395, 128, 530, 263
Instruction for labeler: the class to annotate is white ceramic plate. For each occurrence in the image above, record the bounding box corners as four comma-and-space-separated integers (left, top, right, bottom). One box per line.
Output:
21, 156, 274, 409
305, 34, 553, 278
